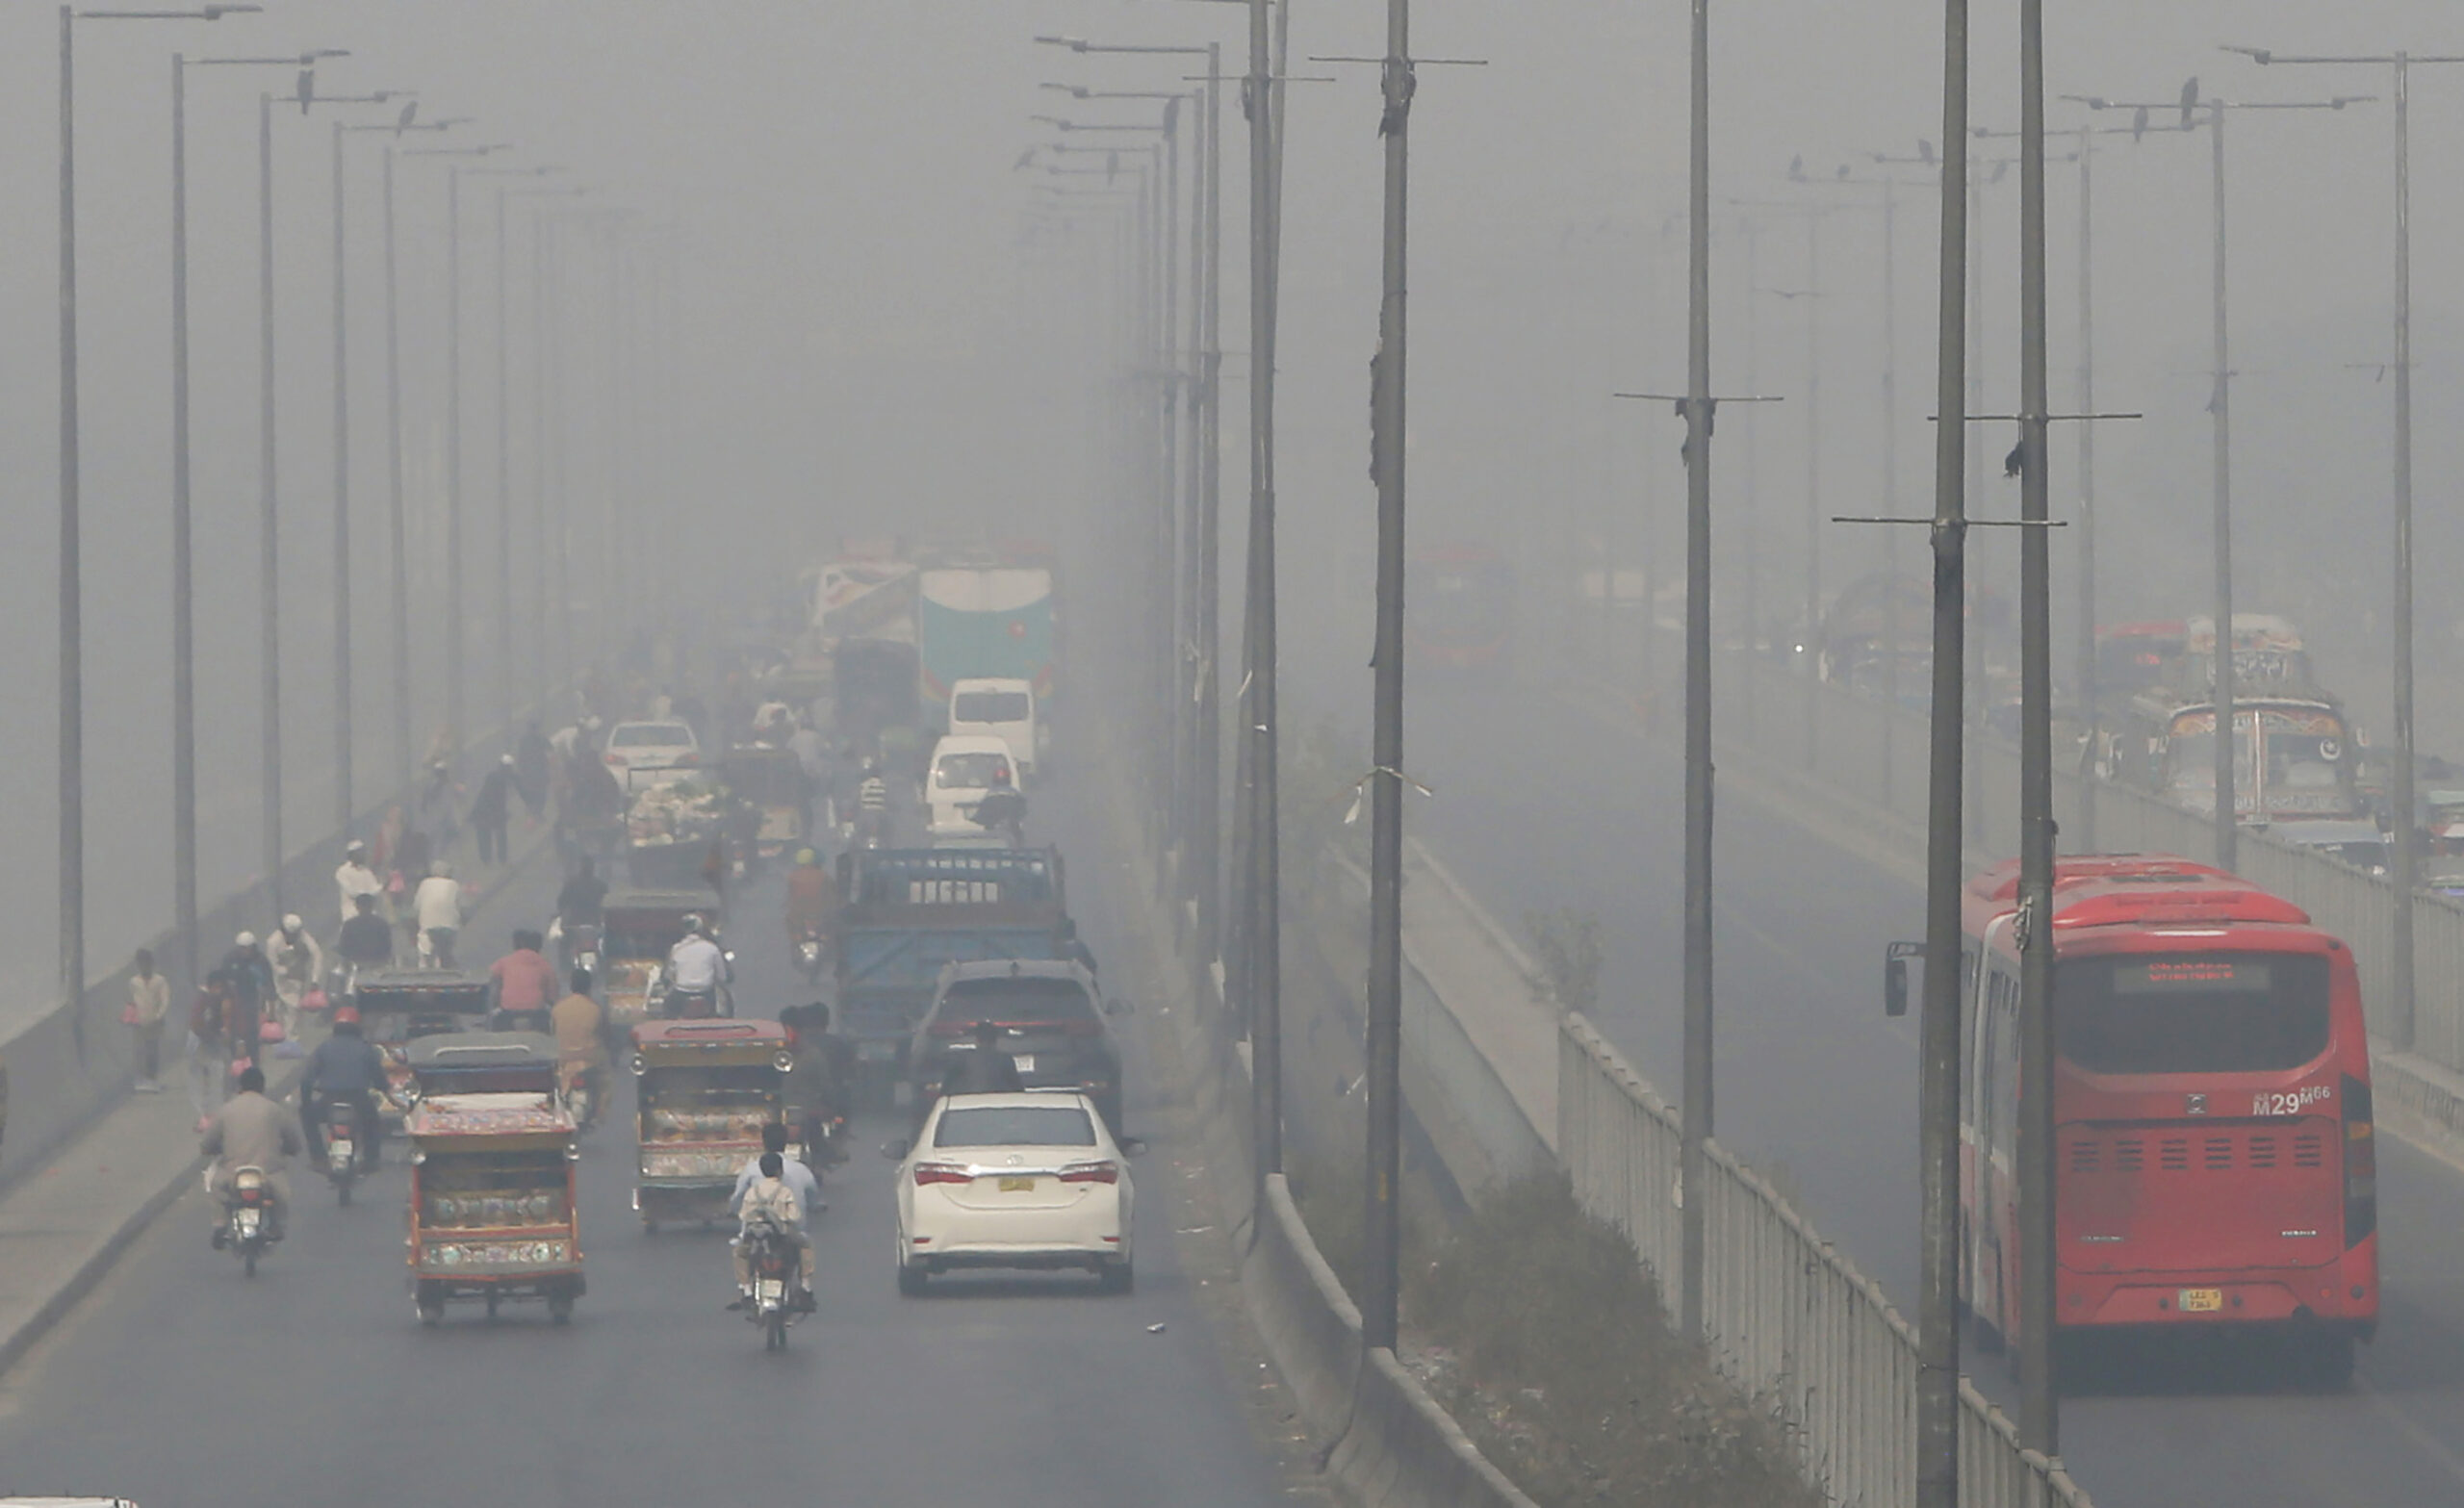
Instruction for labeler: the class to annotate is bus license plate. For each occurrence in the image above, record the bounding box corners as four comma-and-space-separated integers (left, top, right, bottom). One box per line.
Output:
2177, 1288, 2224, 1314
999, 1176, 1037, 1193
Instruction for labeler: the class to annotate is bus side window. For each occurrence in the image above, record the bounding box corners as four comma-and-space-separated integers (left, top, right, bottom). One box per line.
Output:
1977, 970, 2004, 1159
1990, 977, 2020, 1165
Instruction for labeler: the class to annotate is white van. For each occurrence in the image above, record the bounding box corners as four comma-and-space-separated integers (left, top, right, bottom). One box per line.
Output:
949, 677, 1043, 781
925, 734, 1020, 840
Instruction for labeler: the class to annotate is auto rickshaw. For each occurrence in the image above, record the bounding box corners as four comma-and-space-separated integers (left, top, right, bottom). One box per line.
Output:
352, 969, 494, 1133
600, 887, 724, 1027
402, 1034, 584, 1325
721, 744, 810, 864
629, 1019, 794, 1231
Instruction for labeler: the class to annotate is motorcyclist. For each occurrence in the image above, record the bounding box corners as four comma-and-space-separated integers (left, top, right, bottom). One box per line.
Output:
856, 760, 890, 844
490, 930, 560, 1032
553, 856, 610, 976
336, 892, 395, 975
783, 848, 838, 949
203, 1065, 299, 1244
727, 1147, 817, 1312
665, 914, 730, 1018
779, 1003, 853, 1166
300, 1006, 390, 1170
264, 914, 323, 1035
413, 861, 464, 967
551, 969, 607, 1125
971, 767, 1028, 842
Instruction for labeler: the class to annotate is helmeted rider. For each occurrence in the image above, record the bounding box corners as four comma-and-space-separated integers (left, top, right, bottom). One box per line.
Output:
972, 763, 1027, 840
665, 914, 730, 1018
300, 1006, 390, 1170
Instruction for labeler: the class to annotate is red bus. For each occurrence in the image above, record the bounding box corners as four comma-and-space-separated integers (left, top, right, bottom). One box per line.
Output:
1956, 854, 2377, 1378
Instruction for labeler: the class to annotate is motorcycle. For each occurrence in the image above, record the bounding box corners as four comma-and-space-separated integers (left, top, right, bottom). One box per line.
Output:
738, 1217, 808, 1350
322, 1097, 366, 1205
794, 928, 826, 985
552, 916, 602, 982
216, 1164, 278, 1276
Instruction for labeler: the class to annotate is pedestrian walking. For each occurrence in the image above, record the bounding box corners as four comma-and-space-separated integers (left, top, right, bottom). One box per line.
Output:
126, 948, 171, 1092
515, 723, 552, 821
470, 754, 515, 866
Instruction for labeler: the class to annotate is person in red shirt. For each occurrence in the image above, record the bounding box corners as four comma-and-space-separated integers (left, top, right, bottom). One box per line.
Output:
489, 930, 560, 1032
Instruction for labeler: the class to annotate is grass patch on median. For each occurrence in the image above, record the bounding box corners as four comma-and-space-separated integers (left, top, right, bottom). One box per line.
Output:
1295, 1166, 1820, 1508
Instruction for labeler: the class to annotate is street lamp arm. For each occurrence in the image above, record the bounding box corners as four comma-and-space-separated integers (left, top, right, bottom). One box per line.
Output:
79, 6, 260, 16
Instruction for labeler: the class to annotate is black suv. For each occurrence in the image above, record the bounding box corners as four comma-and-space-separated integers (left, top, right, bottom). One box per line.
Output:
911, 959, 1124, 1131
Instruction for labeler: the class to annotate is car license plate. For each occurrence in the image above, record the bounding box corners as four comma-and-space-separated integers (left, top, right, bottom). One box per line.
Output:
1011, 1054, 1036, 1073
999, 1176, 1037, 1193
2177, 1288, 2224, 1314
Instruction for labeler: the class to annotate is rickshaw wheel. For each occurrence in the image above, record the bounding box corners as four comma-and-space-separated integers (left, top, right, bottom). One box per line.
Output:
485, 1291, 500, 1320
549, 1290, 575, 1326
417, 1291, 445, 1326
643, 1219, 660, 1234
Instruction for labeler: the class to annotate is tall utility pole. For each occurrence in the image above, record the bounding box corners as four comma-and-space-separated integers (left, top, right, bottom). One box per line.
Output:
2233, 44, 2457, 1048
447, 164, 465, 759
257, 90, 283, 905
56, 7, 82, 1020
1918, 1, 1970, 1504
330, 117, 352, 836
1195, 42, 1223, 971
171, 53, 198, 984
1362, 0, 1412, 1357
2014, 0, 2057, 1456
1679, 0, 1715, 1344
2074, 125, 2097, 851
2207, 98, 2236, 873
497, 184, 514, 743
384, 143, 411, 799
1243, 0, 1283, 1189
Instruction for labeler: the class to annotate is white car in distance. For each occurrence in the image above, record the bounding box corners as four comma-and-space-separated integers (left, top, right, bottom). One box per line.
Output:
887, 1092, 1140, 1294
924, 733, 1017, 841
602, 720, 700, 776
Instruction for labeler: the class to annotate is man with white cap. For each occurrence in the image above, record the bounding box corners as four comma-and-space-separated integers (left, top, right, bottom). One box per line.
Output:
264, 914, 323, 1035
335, 840, 383, 928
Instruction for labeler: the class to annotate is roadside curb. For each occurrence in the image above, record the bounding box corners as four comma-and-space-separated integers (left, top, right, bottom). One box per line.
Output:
0, 831, 559, 1383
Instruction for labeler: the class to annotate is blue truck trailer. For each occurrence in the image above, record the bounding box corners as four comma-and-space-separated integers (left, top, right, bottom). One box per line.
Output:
831, 846, 1068, 1103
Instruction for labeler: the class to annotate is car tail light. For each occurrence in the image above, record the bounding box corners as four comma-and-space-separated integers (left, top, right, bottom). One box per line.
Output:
2343, 1073, 2376, 1247
913, 1163, 972, 1187
675, 753, 698, 766
1059, 1160, 1119, 1185
603, 753, 624, 765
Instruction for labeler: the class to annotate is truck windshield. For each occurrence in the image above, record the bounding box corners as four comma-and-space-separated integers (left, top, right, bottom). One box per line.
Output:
2056, 953, 2332, 1076
955, 691, 1031, 724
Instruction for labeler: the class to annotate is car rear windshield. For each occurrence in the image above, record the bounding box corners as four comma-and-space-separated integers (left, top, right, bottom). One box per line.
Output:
942, 977, 1095, 1024
612, 724, 693, 749
2056, 952, 2333, 1076
955, 691, 1032, 724
937, 752, 1012, 787
935, 1104, 1096, 1148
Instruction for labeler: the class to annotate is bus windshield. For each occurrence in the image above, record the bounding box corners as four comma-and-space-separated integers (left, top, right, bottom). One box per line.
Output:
2055, 953, 2331, 1076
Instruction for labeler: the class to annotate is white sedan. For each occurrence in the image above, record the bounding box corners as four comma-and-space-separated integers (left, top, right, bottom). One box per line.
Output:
602, 720, 700, 776
889, 1092, 1139, 1294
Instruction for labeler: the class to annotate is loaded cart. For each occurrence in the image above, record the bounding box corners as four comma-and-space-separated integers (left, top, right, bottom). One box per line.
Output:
629, 1019, 794, 1231
403, 1035, 584, 1325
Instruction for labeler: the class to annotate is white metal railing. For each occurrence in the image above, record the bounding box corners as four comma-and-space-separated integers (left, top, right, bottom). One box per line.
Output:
1558, 1015, 2092, 1508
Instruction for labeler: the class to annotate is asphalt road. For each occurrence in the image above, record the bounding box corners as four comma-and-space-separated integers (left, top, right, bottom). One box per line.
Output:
0, 776, 1291, 1508
1389, 668, 2464, 1508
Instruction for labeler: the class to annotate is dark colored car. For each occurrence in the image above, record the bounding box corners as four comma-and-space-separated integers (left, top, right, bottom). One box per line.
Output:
909, 959, 1125, 1132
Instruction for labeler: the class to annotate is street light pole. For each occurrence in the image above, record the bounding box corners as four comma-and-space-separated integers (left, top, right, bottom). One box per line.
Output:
2208, 98, 2235, 873
1245, 0, 1283, 1184
257, 89, 282, 905
1680, 0, 1715, 1345
1918, 1, 1971, 1503
1362, 0, 1412, 1356
331, 117, 352, 837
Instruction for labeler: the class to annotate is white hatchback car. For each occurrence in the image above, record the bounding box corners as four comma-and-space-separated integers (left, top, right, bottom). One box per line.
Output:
890, 1092, 1138, 1294
602, 720, 700, 776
